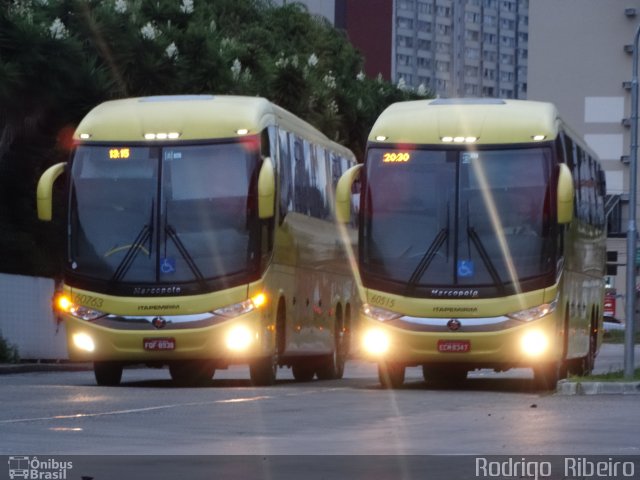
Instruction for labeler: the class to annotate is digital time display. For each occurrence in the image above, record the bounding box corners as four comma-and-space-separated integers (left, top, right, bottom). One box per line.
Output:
109, 148, 130, 159
382, 152, 411, 163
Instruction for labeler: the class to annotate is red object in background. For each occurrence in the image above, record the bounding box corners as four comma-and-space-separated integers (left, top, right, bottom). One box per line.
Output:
604, 291, 616, 318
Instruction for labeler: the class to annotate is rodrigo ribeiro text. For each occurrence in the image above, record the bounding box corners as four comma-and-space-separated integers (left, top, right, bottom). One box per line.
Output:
475, 457, 635, 479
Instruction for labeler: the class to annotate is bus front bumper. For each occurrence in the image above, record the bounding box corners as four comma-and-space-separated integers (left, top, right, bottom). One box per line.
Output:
63, 310, 272, 364
358, 313, 563, 368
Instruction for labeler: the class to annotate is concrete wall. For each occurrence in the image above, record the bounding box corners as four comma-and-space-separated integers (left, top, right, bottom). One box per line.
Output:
0, 273, 68, 360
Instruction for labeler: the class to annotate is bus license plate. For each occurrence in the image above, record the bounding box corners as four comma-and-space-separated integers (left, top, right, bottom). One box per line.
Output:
437, 340, 471, 353
143, 338, 176, 351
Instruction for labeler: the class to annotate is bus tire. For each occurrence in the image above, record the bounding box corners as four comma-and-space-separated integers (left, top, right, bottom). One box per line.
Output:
250, 354, 277, 386
316, 304, 349, 380
533, 361, 562, 391
571, 330, 597, 376
378, 361, 405, 389
94, 361, 123, 386
292, 363, 315, 382
169, 361, 215, 387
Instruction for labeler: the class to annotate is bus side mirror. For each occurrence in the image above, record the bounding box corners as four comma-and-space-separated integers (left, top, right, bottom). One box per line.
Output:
37, 162, 67, 221
335, 164, 362, 223
258, 157, 275, 219
557, 163, 574, 224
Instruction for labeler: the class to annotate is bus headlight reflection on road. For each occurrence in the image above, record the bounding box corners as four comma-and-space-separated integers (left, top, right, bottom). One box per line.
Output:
363, 329, 390, 355
72, 332, 95, 352
225, 326, 254, 352
520, 330, 549, 357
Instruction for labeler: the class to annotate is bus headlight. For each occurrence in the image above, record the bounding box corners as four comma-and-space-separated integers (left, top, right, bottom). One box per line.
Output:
361, 303, 401, 322
507, 298, 557, 323
72, 332, 95, 352
56, 294, 106, 321
213, 293, 267, 318
225, 326, 254, 352
521, 330, 549, 357
363, 329, 390, 355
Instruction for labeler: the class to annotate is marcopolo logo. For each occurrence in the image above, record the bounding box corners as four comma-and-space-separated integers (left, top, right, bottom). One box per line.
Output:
8, 456, 73, 480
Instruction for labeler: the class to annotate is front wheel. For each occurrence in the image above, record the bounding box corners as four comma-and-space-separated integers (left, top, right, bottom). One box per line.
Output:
250, 354, 277, 386
533, 361, 564, 391
378, 362, 405, 389
94, 361, 123, 386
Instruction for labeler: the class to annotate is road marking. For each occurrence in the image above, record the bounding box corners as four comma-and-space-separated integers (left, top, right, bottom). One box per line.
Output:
0, 396, 272, 424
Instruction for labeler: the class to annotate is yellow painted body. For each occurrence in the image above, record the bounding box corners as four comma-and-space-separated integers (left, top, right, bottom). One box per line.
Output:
44, 95, 357, 368
355, 99, 606, 372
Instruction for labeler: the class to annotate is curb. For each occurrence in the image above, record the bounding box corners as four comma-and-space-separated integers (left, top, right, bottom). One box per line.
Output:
0, 362, 92, 375
557, 379, 640, 395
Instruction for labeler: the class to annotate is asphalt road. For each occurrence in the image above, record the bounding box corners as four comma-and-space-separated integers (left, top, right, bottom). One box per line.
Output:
1, 345, 638, 459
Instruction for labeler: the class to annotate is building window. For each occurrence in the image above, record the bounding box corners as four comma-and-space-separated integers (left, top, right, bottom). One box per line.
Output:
417, 20, 432, 32
436, 41, 449, 53
397, 17, 414, 29
398, 36, 414, 48
399, 0, 415, 10
466, 47, 480, 59
417, 1, 432, 14
418, 39, 432, 50
436, 60, 450, 72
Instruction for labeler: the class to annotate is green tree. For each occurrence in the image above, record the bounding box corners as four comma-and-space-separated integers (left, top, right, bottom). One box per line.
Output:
0, 0, 431, 277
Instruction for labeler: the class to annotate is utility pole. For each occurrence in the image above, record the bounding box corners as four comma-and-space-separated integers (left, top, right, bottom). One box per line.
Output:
624, 23, 640, 379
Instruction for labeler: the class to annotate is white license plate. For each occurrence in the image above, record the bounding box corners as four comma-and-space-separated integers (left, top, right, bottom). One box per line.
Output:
143, 338, 176, 351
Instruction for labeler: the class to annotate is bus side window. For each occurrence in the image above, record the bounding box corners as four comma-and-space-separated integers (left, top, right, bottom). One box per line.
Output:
278, 128, 292, 223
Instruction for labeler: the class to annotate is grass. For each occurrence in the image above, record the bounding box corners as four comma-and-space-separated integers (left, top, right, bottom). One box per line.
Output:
0, 333, 20, 363
569, 368, 640, 382
602, 329, 640, 345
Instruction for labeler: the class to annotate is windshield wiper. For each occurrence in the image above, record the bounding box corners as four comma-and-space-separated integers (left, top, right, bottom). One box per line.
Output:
164, 224, 208, 290
466, 226, 506, 294
405, 228, 448, 294
110, 202, 154, 283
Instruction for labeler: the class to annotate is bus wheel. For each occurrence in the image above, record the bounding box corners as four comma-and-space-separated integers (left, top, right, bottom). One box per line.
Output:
292, 363, 315, 382
94, 361, 123, 386
250, 354, 277, 386
378, 361, 405, 389
169, 361, 215, 387
575, 332, 597, 376
584, 331, 597, 374
533, 361, 563, 391
316, 306, 348, 380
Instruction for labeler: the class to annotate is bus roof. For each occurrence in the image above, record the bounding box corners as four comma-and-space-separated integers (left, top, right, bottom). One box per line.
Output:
74, 95, 349, 154
368, 98, 561, 146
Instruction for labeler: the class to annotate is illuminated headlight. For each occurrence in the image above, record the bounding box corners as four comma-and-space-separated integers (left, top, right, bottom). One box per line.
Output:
72, 332, 95, 352
212, 293, 267, 318
225, 326, 254, 351
56, 295, 106, 321
361, 303, 401, 322
521, 330, 549, 357
69, 305, 106, 321
507, 299, 557, 323
363, 329, 390, 355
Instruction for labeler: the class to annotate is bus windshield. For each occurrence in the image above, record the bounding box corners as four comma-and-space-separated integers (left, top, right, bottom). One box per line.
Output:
68, 142, 261, 292
361, 146, 556, 297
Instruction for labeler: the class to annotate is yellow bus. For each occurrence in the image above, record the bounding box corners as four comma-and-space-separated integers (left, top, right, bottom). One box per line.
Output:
336, 98, 606, 389
37, 95, 357, 386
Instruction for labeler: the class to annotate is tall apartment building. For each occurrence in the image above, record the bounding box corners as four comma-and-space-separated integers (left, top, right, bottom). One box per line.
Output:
276, 0, 529, 99
528, 0, 640, 320
393, 0, 529, 98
